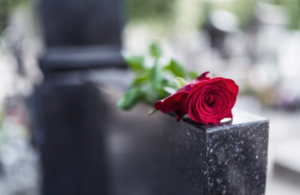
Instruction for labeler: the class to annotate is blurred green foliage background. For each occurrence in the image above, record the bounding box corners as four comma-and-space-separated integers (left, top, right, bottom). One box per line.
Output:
126, 0, 300, 31
1, 0, 300, 35
0, 0, 23, 33
279, 0, 300, 30
127, 0, 177, 24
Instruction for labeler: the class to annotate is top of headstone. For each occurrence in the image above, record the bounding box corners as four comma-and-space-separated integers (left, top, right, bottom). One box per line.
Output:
40, 0, 123, 47
182, 108, 269, 132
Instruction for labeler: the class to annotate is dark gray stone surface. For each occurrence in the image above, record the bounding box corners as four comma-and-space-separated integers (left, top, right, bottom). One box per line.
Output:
39, 0, 123, 47
36, 82, 109, 195
101, 87, 269, 195
205, 123, 268, 195
38, 0, 126, 73
39, 46, 126, 73
34, 71, 269, 195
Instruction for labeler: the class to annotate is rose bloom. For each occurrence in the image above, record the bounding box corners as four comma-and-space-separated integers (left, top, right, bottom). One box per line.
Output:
155, 72, 239, 125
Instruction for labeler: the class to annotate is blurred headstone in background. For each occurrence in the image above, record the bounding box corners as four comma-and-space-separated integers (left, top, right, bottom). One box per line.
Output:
39, 0, 126, 73
37, 81, 110, 195
40, 0, 122, 47
35, 0, 126, 195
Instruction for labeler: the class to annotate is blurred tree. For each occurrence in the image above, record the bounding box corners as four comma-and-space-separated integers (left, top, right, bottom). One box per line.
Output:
0, 0, 23, 34
232, 0, 256, 29
278, 0, 300, 30
210, 0, 256, 29
127, 0, 177, 24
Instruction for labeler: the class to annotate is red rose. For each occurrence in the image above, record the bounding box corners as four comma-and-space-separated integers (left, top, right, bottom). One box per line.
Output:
154, 72, 239, 125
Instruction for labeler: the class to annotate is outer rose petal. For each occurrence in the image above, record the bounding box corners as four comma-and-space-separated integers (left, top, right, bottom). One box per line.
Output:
155, 93, 188, 121
196, 71, 211, 81
154, 92, 187, 113
210, 78, 239, 106
226, 111, 233, 119
174, 106, 187, 122
223, 78, 239, 98
154, 82, 193, 121
223, 79, 239, 107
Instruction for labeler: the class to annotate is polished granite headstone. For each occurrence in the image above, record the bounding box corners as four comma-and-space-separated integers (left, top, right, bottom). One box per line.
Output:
36, 0, 126, 194
34, 69, 269, 195
182, 111, 269, 195
100, 85, 269, 195
39, 0, 123, 47
38, 0, 126, 73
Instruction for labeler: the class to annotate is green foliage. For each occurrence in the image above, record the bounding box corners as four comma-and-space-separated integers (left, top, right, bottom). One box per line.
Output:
126, 0, 176, 23
187, 71, 199, 80
147, 109, 157, 115
123, 54, 145, 71
231, 0, 256, 29
150, 60, 162, 90
117, 87, 146, 110
207, 0, 256, 29
0, 0, 24, 33
118, 43, 200, 112
174, 77, 187, 89
163, 87, 176, 95
278, 0, 300, 30
164, 59, 185, 78
149, 42, 162, 58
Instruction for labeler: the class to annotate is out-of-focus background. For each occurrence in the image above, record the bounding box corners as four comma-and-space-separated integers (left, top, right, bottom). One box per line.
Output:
0, 0, 300, 194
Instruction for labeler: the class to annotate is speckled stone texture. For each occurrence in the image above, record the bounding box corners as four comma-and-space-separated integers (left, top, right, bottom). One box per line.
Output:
103, 89, 269, 195
183, 115, 269, 195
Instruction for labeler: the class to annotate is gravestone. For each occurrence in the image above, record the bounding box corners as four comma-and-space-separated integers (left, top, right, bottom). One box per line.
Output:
40, 0, 123, 47
38, 0, 126, 73
37, 79, 109, 195
100, 86, 269, 195
35, 74, 269, 195
34, 0, 269, 195
35, 0, 126, 195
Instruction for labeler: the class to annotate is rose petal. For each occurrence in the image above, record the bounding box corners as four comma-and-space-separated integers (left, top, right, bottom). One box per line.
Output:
226, 111, 233, 119
196, 71, 211, 81
174, 106, 187, 121
211, 78, 239, 107
205, 94, 222, 111
205, 94, 214, 105
223, 78, 239, 98
155, 90, 190, 121
155, 92, 188, 113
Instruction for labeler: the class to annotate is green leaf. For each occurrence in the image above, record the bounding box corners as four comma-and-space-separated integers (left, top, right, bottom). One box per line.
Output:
132, 70, 150, 87
163, 87, 177, 95
149, 42, 162, 58
117, 88, 146, 110
175, 77, 188, 89
143, 85, 160, 104
148, 109, 157, 115
157, 87, 169, 99
123, 54, 145, 72
150, 59, 162, 90
165, 59, 185, 77
187, 71, 198, 80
